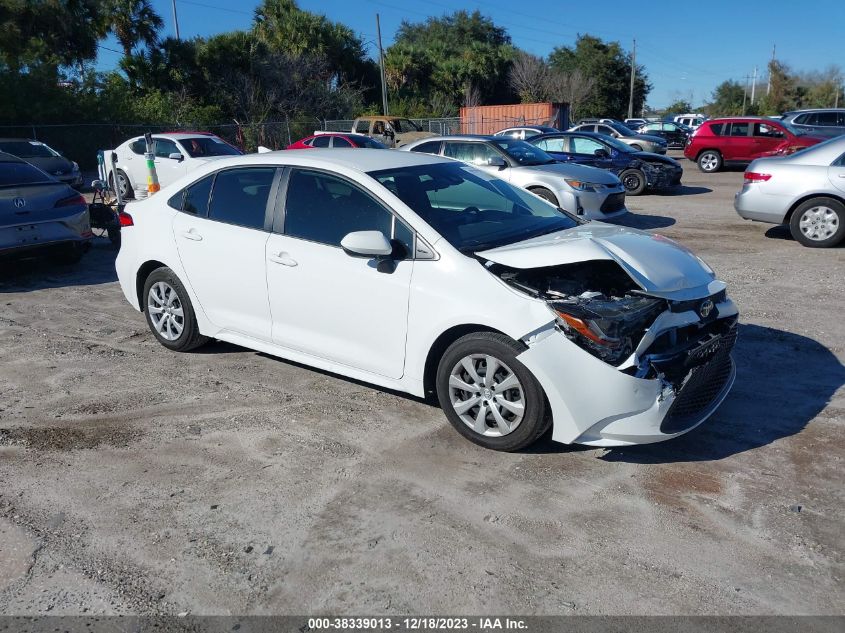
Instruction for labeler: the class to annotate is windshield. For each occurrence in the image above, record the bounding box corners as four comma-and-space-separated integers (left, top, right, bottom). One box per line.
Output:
0, 141, 60, 159
609, 123, 637, 136
0, 158, 53, 186
179, 136, 242, 157
367, 162, 579, 252
600, 135, 636, 153
491, 139, 556, 166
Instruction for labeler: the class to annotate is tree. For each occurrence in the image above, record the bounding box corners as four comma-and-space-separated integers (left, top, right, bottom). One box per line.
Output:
104, 0, 163, 58
385, 10, 516, 113
664, 99, 693, 114
509, 51, 550, 103
758, 59, 798, 115
705, 80, 745, 116
549, 35, 649, 118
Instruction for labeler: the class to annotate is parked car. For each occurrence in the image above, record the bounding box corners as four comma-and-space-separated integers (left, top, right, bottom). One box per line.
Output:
115, 149, 738, 450
529, 131, 683, 195
347, 116, 436, 148
0, 138, 82, 187
636, 121, 691, 148
569, 122, 668, 154
104, 132, 243, 199
287, 133, 387, 149
401, 135, 628, 219
674, 114, 706, 130
780, 109, 845, 139
0, 152, 90, 263
684, 117, 824, 173
624, 118, 647, 129
734, 136, 845, 248
493, 126, 561, 140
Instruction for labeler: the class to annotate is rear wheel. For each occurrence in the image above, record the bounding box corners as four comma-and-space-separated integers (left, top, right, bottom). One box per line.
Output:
619, 169, 646, 195
112, 169, 134, 200
528, 187, 558, 206
142, 267, 208, 351
697, 150, 722, 173
436, 332, 551, 451
789, 198, 845, 248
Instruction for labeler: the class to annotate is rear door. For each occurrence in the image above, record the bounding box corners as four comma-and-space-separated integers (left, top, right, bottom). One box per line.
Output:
724, 121, 752, 160
830, 151, 845, 194
751, 121, 788, 158
533, 136, 573, 161
171, 167, 278, 339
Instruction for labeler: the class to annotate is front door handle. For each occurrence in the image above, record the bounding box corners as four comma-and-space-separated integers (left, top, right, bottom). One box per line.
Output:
838, 174, 845, 178
269, 252, 298, 267
181, 229, 202, 241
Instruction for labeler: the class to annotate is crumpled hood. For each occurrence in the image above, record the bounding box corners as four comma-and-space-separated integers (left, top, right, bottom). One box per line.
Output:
521, 161, 621, 184
477, 222, 724, 299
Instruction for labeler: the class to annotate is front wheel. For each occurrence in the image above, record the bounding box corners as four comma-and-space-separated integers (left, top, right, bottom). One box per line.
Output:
142, 267, 208, 351
789, 198, 845, 248
528, 187, 558, 206
630, 144, 643, 151
436, 332, 551, 451
619, 169, 646, 195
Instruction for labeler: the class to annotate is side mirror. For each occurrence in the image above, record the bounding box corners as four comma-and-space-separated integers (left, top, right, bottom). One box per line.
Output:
487, 156, 507, 168
340, 230, 393, 258
168, 152, 184, 161
594, 148, 610, 158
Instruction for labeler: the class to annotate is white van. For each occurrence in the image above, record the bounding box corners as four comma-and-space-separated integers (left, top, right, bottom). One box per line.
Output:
674, 114, 706, 130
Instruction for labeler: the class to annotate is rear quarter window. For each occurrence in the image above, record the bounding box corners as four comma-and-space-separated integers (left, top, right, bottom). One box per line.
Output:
706, 123, 724, 136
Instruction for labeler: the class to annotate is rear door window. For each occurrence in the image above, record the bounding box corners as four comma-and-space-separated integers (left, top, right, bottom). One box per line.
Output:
312, 136, 331, 148
728, 123, 750, 136
708, 123, 724, 135
332, 137, 352, 148
181, 174, 214, 216
443, 142, 500, 165
207, 167, 276, 230
410, 140, 442, 154
129, 139, 147, 155
534, 137, 568, 153
817, 112, 838, 126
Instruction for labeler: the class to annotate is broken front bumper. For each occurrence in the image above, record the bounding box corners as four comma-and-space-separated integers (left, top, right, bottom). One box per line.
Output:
517, 299, 738, 447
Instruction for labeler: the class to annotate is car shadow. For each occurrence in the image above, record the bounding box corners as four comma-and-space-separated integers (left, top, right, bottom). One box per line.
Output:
654, 185, 712, 196
605, 212, 676, 230
764, 225, 793, 241
598, 323, 845, 464
0, 241, 118, 293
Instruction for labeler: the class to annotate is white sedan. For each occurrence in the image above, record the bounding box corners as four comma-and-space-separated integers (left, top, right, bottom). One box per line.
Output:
115, 149, 738, 450
105, 132, 242, 199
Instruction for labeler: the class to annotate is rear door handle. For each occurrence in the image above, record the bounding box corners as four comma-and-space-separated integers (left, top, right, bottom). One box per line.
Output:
181, 229, 203, 241
838, 174, 845, 178
269, 252, 298, 267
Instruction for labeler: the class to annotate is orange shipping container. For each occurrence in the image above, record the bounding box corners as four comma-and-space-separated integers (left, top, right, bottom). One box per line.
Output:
459, 102, 570, 135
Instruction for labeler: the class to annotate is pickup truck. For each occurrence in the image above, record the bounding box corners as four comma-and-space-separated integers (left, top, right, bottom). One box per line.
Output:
318, 116, 436, 148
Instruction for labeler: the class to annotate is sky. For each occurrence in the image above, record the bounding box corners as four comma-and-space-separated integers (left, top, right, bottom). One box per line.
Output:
96, 0, 845, 109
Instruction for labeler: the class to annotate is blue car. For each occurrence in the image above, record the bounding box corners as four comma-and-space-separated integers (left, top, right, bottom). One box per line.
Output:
529, 131, 683, 195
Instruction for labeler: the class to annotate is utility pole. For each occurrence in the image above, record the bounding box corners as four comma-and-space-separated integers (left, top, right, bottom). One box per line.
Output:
172, 0, 180, 40
376, 14, 389, 116
742, 74, 750, 115
766, 44, 775, 96
627, 38, 636, 119
750, 66, 758, 105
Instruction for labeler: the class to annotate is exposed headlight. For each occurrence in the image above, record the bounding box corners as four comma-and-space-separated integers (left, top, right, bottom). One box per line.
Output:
564, 179, 601, 192
550, 295, 665, 365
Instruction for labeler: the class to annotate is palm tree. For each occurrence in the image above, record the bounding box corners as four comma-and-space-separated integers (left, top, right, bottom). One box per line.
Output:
106, 0, 164, 58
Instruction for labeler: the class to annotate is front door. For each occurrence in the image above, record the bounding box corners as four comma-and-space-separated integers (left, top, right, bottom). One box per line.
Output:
750, 122, 787, 159
266, 168, 413, 379
568, 135, 614, 168
443, 141, 512, 180
172, 166, 277, 339
151, 138, 188, 190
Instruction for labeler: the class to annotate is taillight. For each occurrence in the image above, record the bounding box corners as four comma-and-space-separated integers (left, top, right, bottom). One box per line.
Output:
118, 210, 134, 226
744, 172, 771, 184
55, 193, 86, 208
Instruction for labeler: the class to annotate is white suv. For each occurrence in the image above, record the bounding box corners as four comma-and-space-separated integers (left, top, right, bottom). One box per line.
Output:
105, 132, 242, 199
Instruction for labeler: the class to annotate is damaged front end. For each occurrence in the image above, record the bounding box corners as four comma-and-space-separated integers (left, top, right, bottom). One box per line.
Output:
484, 257, 738, 442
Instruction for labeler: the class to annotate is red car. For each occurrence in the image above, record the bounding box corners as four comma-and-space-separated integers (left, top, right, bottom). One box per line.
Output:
684, 117, 823, 173
287, 133, 387, 150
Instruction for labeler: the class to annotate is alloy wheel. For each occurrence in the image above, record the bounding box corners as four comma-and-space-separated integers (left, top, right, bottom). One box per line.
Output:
799, 206, 839, 241
449, 354, 525, 437
147, 281, 185, 341
700, 153, 719, 171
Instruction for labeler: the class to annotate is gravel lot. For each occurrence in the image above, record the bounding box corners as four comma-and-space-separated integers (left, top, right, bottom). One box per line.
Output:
1, 153, 843, 616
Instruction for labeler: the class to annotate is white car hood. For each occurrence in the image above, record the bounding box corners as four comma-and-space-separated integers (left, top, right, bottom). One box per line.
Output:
477, 222, 724, 299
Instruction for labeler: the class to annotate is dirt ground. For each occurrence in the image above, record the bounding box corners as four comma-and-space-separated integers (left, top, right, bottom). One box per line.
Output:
0, 153, 843, 616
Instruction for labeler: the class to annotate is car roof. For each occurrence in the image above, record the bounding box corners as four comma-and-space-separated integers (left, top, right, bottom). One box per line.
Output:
0, 151, 26, 163
146, 132, 221, 140
196, 148, 453, 173
703, 117, 775, 123
0, 137, 40, 143
784, 108, 845, 114
412, 135, 495, 141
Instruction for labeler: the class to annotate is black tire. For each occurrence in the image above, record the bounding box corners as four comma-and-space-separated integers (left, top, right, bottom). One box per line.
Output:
528, 187, 558, 206
697, 150, 722, 173
142, 267, 208, 352
789, 197, 845, 248
630, 144, 643, 151
619, 168, 647, 195
112, 169, 134, 200
108, 227, 121, 249
436, 332, 551, 451
49, 243, 85, 265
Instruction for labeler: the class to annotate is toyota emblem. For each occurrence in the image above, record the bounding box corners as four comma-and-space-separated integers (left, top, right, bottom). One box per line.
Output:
699, 299, 715, 318
13, 197, 26, 209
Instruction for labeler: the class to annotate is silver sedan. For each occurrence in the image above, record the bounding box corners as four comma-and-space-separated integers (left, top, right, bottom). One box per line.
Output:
734, 136, 845, 247
401, 135, 628, 220
569, 122, 668, 154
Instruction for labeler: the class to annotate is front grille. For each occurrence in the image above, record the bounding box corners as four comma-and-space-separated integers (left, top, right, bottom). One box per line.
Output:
660, 326, 737, 434
600, 192, 626, 213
